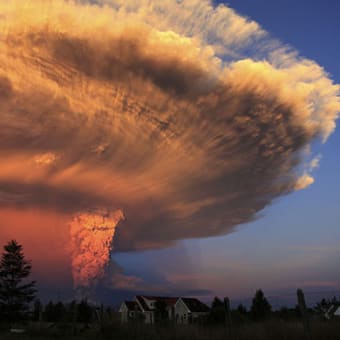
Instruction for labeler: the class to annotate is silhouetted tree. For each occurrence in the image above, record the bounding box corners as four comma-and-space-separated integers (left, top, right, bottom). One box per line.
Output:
209, 297, 225, 324
212, 297, 224, 308
43, 301, 56, 322
77, 299, 92, 323
331, 296, 339, 305
68, 300, 77, 324
230, 303, 248, 325
55, 301, 66, 322
236, 303, 247, 315
0, 240, 36, 322
32, 299, 43, 321
250, 289, 272, 321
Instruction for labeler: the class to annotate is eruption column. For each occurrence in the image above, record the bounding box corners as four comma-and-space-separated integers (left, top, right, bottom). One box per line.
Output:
69, 210, 124, 288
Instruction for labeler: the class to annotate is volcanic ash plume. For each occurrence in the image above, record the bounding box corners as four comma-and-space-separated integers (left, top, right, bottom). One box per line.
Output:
0, 0, 339, 256
69, 210, 124, 288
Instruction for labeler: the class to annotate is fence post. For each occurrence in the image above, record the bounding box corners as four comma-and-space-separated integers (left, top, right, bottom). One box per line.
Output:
297, 289, 311, 340
224, 297, 232, 339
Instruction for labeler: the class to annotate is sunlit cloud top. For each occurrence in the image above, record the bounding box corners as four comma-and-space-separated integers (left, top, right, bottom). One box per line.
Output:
0, 0, 339, 255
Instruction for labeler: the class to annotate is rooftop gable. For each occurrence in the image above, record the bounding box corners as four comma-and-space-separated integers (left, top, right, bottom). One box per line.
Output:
180, 298, 210, 313
135, 295, 151, 311
135, 295, 179, 311
124, 300, 141, 311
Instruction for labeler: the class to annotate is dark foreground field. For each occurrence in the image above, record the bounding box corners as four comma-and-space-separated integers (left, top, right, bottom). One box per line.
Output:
1, 320, 340, 340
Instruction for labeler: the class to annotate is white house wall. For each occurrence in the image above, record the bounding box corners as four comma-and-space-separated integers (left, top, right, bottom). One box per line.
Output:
143, 297, 156, 310
119, 303, 129, 323
174, 299, 191, 324
335, 307, 340, 316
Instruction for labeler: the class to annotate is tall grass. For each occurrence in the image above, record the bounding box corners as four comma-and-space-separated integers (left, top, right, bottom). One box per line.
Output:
0, 319, 339, 340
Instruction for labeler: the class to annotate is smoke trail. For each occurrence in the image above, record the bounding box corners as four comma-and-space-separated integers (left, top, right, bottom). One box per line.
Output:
69, 210, 124, 288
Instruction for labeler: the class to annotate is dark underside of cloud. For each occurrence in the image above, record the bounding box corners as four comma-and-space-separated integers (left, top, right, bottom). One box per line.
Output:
0, 0, 339, 255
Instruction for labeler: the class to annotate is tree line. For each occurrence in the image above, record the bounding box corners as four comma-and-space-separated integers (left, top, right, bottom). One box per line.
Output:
0, 240, 114, 325
208, 290, 273, 325
0, 239, 339, 327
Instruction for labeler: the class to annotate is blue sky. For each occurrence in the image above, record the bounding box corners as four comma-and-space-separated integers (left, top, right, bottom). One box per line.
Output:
113, 0, 340, 307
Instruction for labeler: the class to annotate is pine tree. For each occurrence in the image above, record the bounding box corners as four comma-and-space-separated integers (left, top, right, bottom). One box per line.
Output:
0, 240, 36, 322
211, 296, 224, 308
250, 289, 272, 321
209, 296, 225, 324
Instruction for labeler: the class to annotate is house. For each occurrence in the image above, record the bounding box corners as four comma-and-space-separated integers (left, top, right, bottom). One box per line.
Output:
325, 304, 340, 320
174, 297, 210, 324
136, 296, 178, 323
119, 296, 210, 324
119, 300, 141, 323
335, 307, 340, 317
119, 296, 178, 324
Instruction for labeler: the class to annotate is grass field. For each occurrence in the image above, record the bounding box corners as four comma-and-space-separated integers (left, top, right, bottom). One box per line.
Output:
0, 319, 339, 340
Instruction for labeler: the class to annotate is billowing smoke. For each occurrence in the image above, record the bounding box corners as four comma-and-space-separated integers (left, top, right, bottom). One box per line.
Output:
0, 0, 339, 288
69, 210, 124, 288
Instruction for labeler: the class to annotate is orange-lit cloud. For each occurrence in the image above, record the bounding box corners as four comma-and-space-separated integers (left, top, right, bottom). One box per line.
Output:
0, 0, 339, 288
294, 173, 315, 191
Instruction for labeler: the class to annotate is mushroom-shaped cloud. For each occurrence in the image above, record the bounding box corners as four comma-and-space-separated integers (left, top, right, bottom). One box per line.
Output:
0, 0, 339, 287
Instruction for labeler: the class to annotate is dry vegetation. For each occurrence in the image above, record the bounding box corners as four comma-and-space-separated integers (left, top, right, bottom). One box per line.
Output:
0, 319, 340, 340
